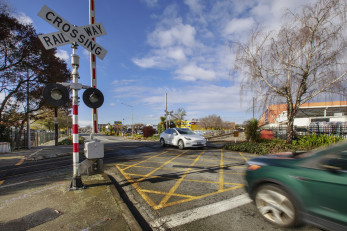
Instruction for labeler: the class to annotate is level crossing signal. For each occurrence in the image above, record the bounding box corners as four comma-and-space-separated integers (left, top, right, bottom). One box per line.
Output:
43, 84, 104, 109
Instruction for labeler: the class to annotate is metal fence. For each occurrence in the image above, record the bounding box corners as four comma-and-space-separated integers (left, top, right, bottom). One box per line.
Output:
9, 129, 58, 151
264, 122, 347, 140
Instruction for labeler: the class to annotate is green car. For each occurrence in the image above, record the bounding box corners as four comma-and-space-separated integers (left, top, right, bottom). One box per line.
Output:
245, 141, 347, 231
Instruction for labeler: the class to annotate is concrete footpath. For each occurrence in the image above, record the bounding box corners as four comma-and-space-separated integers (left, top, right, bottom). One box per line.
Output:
0, 140, 142, 231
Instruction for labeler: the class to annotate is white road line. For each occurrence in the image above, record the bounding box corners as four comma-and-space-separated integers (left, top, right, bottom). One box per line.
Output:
150, 193, 252, 229
0, 177, 45, 188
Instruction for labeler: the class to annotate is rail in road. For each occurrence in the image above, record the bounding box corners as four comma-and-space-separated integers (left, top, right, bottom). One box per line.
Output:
0, 140, 158, 183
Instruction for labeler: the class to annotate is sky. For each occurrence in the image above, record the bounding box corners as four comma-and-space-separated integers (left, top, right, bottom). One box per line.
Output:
6, 0, 317, 127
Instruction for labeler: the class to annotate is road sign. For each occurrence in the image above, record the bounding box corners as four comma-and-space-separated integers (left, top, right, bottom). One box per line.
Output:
38, 23, 107, 50
38, 5, 107, 60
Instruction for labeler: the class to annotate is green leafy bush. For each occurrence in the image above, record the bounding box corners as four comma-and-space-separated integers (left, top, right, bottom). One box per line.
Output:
0, 125, 11, 142
58, 136, 85, 145
224, 135, 344, 155
149, 134, 160, 141
245, 118, 260, 143
292, 133, 344, 148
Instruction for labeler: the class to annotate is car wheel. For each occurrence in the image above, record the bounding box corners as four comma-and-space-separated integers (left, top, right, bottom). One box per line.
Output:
178, 140, 184, 150
254, 184, 300, 228
160, 138, 165, 148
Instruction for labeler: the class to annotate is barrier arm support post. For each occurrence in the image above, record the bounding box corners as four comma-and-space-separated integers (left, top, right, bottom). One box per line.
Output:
69, 42, 85, 190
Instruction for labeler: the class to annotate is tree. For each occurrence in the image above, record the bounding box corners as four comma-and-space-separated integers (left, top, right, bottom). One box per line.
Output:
32, 108, 72, 131
199, 114, 223, 130
245, 118, 260, 143
133, 123, 144, 134
172, 107, 186, 128
157, 116, 167, 134
234, 0, 347, 144
0, 5, 70, 136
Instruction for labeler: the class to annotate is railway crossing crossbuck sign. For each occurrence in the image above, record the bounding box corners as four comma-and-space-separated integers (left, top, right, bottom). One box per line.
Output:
38, 5, 107, 60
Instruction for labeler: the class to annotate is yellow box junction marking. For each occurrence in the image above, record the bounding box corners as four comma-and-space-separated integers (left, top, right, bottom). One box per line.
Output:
238, 152, 248, 162
0, 156, 25, 160
116, 149, 245, 210
219, 149, 224, 191
156, 150, 205, 209
15, 158, 25, 166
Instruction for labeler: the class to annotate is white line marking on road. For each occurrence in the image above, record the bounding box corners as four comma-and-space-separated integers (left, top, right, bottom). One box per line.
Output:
150, 193, 252, 229
0, 177, 45, 189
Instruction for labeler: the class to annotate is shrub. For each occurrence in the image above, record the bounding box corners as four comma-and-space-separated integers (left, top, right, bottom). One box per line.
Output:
224, 135, 345, 155
292, 133, 344, 148
245, 118, 260, 143
0, 125, 11, 142
58, 136, 85, 145
149, 134, 160, 141
143, 126, 155, 138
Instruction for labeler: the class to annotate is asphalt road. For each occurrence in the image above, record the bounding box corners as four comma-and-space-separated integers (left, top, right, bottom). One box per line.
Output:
0, 135, 321, 231
98, 135, 320, 231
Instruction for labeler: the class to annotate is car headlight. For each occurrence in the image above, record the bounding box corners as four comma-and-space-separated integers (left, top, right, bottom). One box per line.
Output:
184, 137, 191, 140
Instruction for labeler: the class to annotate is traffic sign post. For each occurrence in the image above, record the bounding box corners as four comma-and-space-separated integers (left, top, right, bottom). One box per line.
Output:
38, 4, 107, 190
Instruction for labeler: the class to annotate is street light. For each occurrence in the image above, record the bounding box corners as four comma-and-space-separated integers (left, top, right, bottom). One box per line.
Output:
121, 102, 133, 137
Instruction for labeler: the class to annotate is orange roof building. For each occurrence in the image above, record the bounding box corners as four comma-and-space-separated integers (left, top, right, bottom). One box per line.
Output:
259, 101, 347, 127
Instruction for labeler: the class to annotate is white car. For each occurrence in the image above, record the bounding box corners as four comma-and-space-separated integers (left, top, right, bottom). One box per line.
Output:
160, 128, 207, 149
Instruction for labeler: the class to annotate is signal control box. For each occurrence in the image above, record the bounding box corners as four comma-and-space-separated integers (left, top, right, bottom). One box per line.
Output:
84, 141, 104, 159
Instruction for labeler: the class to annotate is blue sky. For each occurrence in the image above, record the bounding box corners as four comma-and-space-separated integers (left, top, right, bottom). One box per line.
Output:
7, 0, 316, 127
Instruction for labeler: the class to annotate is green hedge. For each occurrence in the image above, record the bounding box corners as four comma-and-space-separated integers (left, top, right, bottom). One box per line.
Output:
224, 134, 344, 155
58, 136, 85, 145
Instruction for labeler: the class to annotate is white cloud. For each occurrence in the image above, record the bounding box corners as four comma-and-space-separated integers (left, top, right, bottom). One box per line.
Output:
142, 0, 158, 7
14, 12, 33, 25
148, 23, 197, 48
184, 0, 203, 14
224, 17, 255, 36
175, 63, 217, 81
79, 120, 92, 127
129, 0, 322, 124
82, 49, 90, 60
166, 47, 187, 61
141, 84, 251, 113
55, 50, 69, 61
132, 56, 161, 69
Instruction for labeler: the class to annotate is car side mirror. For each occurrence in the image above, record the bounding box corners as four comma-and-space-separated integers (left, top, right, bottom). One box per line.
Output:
173, 133, 178, 136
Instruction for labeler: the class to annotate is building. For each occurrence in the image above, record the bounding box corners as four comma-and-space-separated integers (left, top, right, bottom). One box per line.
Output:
97, 124, 108, 131
259, 101, 347, 128
180, 119, 199, 130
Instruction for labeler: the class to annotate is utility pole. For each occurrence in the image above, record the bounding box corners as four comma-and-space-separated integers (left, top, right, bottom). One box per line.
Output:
54, 108, 58, 146
26, 67, 31, 149
165, 93, 168, 129
121, 102, 134, 137
253, 97, 255, 119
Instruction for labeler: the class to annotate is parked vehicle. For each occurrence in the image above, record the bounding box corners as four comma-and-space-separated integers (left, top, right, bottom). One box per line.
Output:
245, 142, 347, 231
160, 128, 206, 149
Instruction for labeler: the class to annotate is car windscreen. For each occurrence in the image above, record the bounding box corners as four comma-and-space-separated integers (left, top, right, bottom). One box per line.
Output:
176, 128, 195, 135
